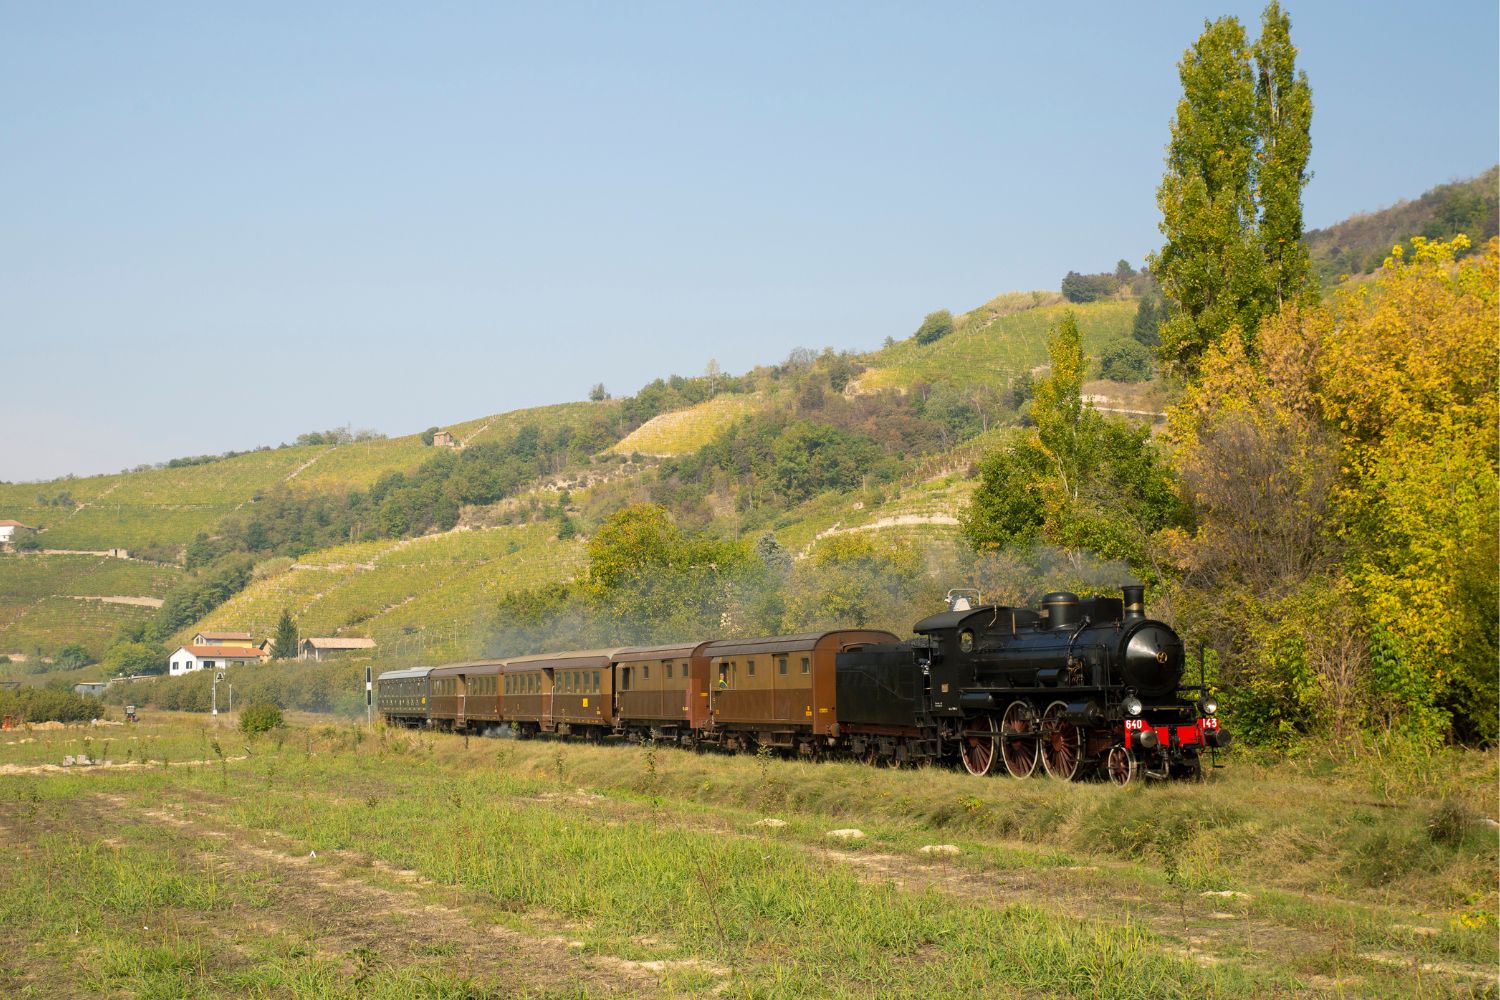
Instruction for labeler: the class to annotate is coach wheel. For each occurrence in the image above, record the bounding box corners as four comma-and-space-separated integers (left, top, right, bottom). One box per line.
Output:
1105, 745, 1138, 786
1040, 701, 1083, 781
959, 713, 1000, 776
1000, 700, 1039, 778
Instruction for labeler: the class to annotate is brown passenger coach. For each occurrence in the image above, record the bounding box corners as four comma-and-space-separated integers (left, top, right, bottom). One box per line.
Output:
706, 630, 897, 753
614, 642, 714, 743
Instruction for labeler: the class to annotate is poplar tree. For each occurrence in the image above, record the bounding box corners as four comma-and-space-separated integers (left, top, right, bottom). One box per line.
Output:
1150, 2, 1313, 377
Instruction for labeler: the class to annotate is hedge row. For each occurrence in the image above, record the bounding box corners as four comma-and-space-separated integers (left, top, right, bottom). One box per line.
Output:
102, 659, 368, 717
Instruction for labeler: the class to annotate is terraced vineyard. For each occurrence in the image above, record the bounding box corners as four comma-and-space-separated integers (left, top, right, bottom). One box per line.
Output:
0, 447, 324, 550
188, 522, 585, 661
0, 554, 184, 658
853, 298, 1137, 393
611, 393, 765, 456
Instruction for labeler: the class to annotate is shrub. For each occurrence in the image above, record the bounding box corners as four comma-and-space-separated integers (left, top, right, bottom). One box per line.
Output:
239, 702, 285, 735
1097, 338, 1154, 382
0, 688, 103, 724
914, 310, 954, 345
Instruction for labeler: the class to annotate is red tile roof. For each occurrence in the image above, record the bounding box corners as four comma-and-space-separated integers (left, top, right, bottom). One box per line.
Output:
195, 631, 253, 641
0, 520, 36, 528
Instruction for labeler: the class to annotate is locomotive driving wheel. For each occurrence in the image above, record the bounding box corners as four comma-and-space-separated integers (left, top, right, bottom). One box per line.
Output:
1000, 699, 1039, 778
1105, 745, 1138, 785
1040, 700, 1083, 781
958, 713, 1000, 776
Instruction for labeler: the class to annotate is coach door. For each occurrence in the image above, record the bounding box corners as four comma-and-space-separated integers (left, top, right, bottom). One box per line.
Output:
455, 674, 467, 727
542, 668, 555, 732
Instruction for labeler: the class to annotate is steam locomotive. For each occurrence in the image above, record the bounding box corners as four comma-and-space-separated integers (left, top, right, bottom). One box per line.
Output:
378, 585, 1227, 783
836, 585, 1229, 782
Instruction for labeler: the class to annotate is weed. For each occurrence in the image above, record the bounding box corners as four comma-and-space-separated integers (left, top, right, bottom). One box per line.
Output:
1155, 818, 1191, 931
1428, 799, 1478, 848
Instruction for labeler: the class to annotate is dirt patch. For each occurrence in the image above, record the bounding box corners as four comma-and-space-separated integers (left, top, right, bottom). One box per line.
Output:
67, 595, 165, 608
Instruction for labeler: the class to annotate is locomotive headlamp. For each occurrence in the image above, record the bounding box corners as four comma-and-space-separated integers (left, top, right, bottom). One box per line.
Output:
1122, 694, 1143, 717
1198, 696, 1218, 717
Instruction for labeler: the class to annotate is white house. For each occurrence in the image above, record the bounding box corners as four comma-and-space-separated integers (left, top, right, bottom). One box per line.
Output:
0, 521, 37, 546
168, 644, 268, 676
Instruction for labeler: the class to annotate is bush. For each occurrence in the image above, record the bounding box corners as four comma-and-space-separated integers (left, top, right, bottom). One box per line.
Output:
0, 688, 103, 724
914, 310, 954, 345
239, 702, 284, 735
1097, 338, 1154, 382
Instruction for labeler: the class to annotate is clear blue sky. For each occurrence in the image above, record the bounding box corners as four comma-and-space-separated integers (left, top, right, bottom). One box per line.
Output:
3, 1, 1495, 482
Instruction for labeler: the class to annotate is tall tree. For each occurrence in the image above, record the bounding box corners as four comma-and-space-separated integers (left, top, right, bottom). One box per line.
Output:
270, 609, 299, 660
1150, 3, 1313, 377
1253, 2, 1315, 308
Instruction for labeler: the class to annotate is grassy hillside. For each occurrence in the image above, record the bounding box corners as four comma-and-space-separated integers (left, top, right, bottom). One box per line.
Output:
189, 522, 585, 663
0, 554, 183, 659
611, 394, 766, 456
0, 401, 622, 555
853, 298, 1136, 393
1307, 166, 1497, 282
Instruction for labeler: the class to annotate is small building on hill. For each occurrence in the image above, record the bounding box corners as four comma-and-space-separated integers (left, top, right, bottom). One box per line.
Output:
432, 430, 457, 448
191, 631, 255, 648
0, 521, 37, 547
299, 637, 376, 661
169, 644, 268, 676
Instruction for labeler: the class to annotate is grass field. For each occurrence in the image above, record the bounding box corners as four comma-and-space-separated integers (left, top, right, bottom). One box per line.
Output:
0, 712, 1494, 998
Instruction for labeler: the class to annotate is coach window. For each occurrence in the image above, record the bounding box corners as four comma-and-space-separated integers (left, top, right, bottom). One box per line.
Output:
592, 672, 600, 693
718, 663, 730, 688
777, 656, 787, 675
643, 665, 650, 681
665, 662, 673, 680
747, 659, 756, 677
621, 667, 631, 691
800, 656, 810, 674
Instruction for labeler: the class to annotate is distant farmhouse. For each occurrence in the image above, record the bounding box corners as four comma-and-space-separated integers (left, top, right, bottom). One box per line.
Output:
0, 521, 37, 548
299, 637, 376, 661
431, 430, 458, 448
169, 643, 267, 676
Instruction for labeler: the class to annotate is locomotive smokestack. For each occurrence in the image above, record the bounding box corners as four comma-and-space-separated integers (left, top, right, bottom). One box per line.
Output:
1122, 585, 1146, 621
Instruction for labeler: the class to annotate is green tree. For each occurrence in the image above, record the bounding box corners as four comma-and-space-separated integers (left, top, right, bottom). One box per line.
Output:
959, 441, 1049, 550
913, 309, 954, 345
270, 609, 299, 660
55, 644, 93, 671
1030, 311, 1097, 500
102, 641, 164, 677
1252, 2, 1314, 310
1097, 338, 1153, 382
1149, 3, 1313, 377
1131, 294, 1163, 347
589, 383, 610, 401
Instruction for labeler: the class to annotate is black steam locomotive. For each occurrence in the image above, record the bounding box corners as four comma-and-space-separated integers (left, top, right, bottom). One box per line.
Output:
835, 586, 1229, 782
